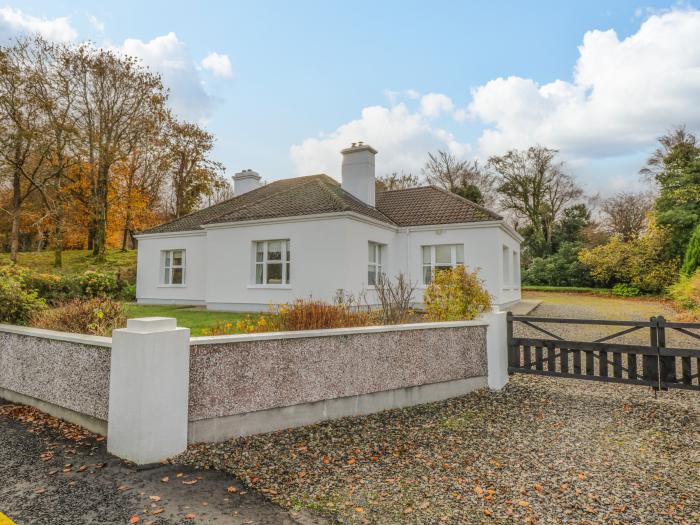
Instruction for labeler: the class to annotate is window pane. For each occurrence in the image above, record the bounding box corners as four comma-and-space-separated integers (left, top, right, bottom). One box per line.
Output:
436, 245, 451, 264
369, 243, 376, 263
268, 241, 282, 260
286, 241, 290, 262
423, 265, 432, 284
163, 268, 170, 284
172, 268, 183, 285
422, 246, 431, 264
172, 250, 183, 266
267, 263, 282, 284
255, 263, 263, 284
286, 262, 290, 284
377, 245, 382, 264
456, 244, 464, 264
256, 242, 264, 262
164, 251, 171, 268
368, 265, 376, 286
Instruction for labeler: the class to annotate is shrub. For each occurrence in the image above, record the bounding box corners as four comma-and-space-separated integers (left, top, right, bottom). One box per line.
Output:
31, 297, 126, 336
0, 265, 82, 305
0, 277, 47, 325
120, 283, 137, 301
611, 283, 642, 297
423, 265, 492, 321
681, 223, 700, 277
373, 273, 417, 324
79, 270, 119, 298
578, 222, 680, 293
522, 242, 593, 287
669, 270, 700, 311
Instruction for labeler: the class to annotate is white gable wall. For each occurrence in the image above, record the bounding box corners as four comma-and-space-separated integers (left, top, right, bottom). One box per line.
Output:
135, 215, 521, 311
136, 232, 207, 305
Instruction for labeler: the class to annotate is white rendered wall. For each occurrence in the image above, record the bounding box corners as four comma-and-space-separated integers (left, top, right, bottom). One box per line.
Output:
135, 233, 207, 305
136, 217, 520, 310
497, 228, 522, 306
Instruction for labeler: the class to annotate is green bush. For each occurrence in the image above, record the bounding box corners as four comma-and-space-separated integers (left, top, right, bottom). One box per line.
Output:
611, 283, 642, 297
0, 265, 82, 305
522, 242, 593, 287
31, 297, 126, 336
681, 223, 700, 277
120, 283, 137, 301
423, 265, 492, 321
0, 277, 47, 325
79, 270, 119, 298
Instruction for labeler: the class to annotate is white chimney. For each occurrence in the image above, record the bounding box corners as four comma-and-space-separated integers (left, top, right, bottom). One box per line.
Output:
233, 169, 262, 196
340, 142, 377, 206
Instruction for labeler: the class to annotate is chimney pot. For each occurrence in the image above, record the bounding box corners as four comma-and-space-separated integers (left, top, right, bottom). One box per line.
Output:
233, 169, 262, 196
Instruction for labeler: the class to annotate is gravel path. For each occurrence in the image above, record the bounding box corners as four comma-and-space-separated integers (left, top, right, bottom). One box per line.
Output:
179, 293, 700, 524
0, 401, 322, 525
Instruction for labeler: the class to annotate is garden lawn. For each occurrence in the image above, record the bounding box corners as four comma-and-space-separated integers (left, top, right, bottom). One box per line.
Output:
122, 304, 247, 336
0, 249, 137, 280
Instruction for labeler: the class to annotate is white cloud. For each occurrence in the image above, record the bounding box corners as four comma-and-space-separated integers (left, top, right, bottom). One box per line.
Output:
119, 32, 215, 122
420, 93, 455, 118
0, 6, 77, 42
468, 8, 700, 160
88, 14, 104, 33
290, 103, 469, 179
201, 51, 233, 79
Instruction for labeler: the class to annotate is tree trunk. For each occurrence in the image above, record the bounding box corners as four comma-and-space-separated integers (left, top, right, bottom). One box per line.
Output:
92, 162, 110, 261
53, 205, 63, 268
10, 167, 21, 264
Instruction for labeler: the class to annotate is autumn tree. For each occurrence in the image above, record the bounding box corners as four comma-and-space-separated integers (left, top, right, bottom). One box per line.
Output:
489, 146, 583, 258
163, 119, 225, 219
600, 191, 653, 241
69, 44, 167, 260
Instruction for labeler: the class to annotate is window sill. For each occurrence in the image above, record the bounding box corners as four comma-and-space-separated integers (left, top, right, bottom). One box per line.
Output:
158, 284, 187, 288
247, 284, 292, 290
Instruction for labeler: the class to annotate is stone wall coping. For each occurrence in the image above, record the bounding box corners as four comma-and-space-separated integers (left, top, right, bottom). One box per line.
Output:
0, 324, 112, 348
189, 319, 488, 346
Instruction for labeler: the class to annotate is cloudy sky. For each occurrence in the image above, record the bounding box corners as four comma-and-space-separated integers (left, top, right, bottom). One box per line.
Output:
3, 1, 700, 195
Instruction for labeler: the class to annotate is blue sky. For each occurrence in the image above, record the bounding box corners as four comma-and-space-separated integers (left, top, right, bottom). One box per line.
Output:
3, 1, 700, 196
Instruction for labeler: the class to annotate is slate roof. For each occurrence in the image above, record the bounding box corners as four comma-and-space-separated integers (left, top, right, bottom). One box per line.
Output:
139, 175, 500, 234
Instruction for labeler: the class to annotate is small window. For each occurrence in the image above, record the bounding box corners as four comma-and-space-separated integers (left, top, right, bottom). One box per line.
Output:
255, 240, 290, 285
502, 245, 510, 285
368, 242, 385, 286
512, 251, 519, 286
422, 244, 465, 284
162, 249, 186, 285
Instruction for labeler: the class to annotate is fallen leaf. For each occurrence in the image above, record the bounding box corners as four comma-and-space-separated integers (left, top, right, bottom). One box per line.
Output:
347, 458, 356, 465
160, 476, 169, 483
176, 473, 184, 478
322, 456, 330, 464
354, 507, 364, 513
518, 500, 530, 507
483, 508, 493, 517
184, 513, 196, 520
227, 486, 238, 493
34, 488, 46, 494
149, 496, 161, 502
182, 480, 198, 485
151, 508, 164, 515
129, 516, 140, 524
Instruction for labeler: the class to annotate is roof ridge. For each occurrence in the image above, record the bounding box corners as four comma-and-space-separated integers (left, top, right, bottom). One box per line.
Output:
377, 184, 434, 193
324, 180, 397, 225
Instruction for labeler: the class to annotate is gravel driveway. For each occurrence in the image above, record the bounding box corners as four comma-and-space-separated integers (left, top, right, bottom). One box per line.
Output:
179, 293, 700, 524
0, 401, 322, 525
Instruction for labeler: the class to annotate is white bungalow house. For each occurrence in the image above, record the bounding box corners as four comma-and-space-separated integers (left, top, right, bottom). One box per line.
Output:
135, 143, 522, 311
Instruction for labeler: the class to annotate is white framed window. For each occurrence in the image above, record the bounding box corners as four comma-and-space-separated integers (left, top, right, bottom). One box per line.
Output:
161, 249, 186, 285
422, 244, 464, 284
255, 239, 290, 285
502, 245, 511, 285
368, 242, 385, 286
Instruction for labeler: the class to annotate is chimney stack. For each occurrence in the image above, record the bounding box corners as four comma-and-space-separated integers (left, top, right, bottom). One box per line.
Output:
233, 169, 262, 196
340, 142, 377, 206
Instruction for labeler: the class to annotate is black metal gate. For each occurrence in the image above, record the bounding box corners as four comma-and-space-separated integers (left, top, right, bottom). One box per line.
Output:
507, 313, 700, 391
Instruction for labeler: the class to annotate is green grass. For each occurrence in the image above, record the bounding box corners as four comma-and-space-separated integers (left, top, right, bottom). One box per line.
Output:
0, 249, 137, 280
522, 285, 613, 294
122, 304, 248, 336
